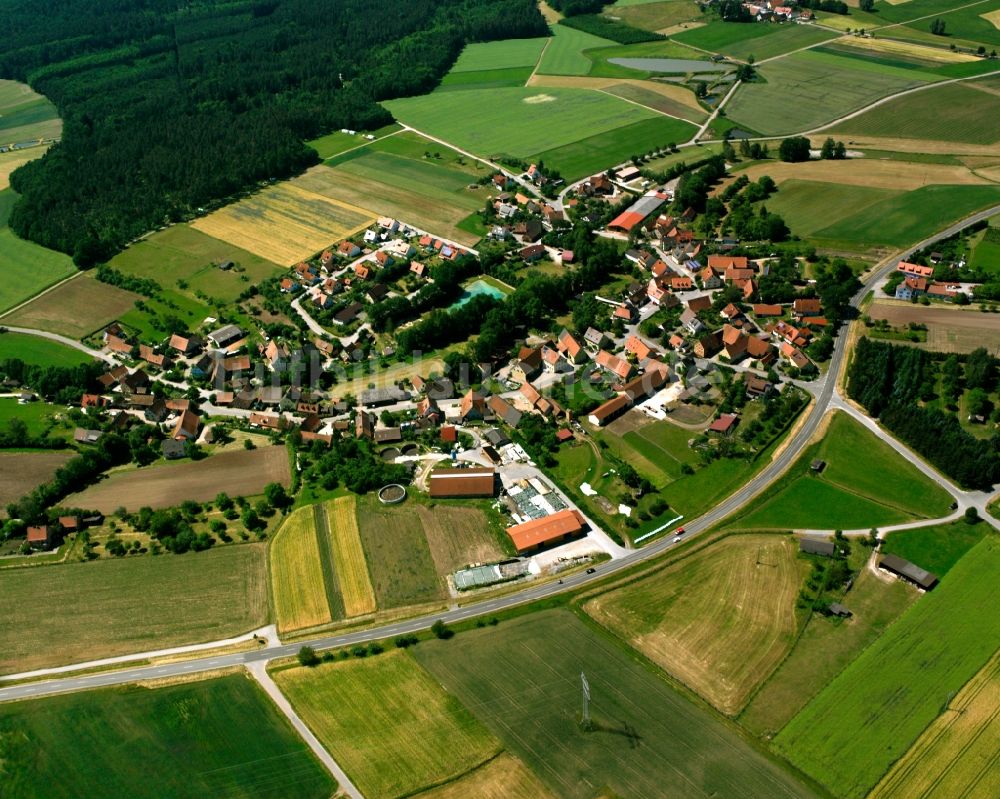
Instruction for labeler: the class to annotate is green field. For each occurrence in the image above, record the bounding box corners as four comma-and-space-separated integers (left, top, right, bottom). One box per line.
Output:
0, 544, 268, 675
834, 80, 1000, 144
438, 66, 534, 89
0, 79, 61, 142
0, 674, 334, 799
584, 38, 715, 78
726, 49, 939, 135
775, 535, 1000, 799
0, 396, 71, 437
536, 24, 616, 76
602, 82, 708, 122
107, 224, 283, 304
383, 86, 696, 179
763, 180, 900, 239
881, 520, 990, 577
532, 115, 698, 178
674, 20, 837, 61
735, 412, 954, 530
885, 0, 1000, 50
813, 184, 1000, 249
274, 651, 500, 799
0, 190, 75, 315
0, 332, 92, 366
740, 564, 917, 736
609, 0, 704, 32
450, 37, 548, 72
414, 609, 818, 798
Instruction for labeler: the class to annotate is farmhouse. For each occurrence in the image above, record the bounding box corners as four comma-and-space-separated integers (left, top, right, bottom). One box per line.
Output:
588, 394, 630, 427
879, 553, 939, 591
608, 193, 666, 233
26, 525, 55, 550
428, 467, 498, 498
360, 386, 409, 407
595, 350, 634, 381
488, 395, 522, 428
799, 538, 836, 557
506, 509, 588, 554
747, 334, 776, 364
207, 324, 244, 349
708, 413, 738, 436
897, 261, 934, 279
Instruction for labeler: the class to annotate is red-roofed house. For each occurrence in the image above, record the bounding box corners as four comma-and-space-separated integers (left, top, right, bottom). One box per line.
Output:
595, 350, 635, 381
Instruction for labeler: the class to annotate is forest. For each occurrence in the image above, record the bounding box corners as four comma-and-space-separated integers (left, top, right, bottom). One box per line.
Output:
847, 338, 1000, 490
0, 0, 548, 264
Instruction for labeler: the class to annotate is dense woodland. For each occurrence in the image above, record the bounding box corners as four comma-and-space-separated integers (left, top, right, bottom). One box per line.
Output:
0, 0, 547, 264
847, 338, 1000, 490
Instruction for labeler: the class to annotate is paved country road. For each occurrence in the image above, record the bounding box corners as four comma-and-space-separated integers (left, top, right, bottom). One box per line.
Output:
2, 205, 999, 706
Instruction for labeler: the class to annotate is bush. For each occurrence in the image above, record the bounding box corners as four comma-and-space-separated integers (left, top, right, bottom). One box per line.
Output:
964, 506, 980, 524
431, 619, 454, 640
394, 635, 419, 648
297, 646, 320, 667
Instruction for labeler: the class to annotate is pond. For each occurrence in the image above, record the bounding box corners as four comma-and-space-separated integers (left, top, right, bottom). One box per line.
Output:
448, 278, 509, 310
609, 57, 729, 73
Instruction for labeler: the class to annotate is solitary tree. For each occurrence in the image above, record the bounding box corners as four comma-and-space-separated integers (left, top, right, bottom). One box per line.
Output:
930, 18, 947, 35
297, 645, 320, 667
964, 506, 980, 524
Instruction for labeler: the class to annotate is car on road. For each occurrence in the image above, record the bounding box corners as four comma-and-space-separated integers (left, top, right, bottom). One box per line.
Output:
586, 567, 596, 574
676, 527, 685, 535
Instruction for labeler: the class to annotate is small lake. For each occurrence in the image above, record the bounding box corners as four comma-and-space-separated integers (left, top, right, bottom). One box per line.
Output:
449, 278, 509, 310
609, 57, 729, 73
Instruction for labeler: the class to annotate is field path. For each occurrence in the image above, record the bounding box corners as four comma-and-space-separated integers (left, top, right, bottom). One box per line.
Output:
526, 36, 552, 83
0, 323, 115, 363
247, 661, 363, 799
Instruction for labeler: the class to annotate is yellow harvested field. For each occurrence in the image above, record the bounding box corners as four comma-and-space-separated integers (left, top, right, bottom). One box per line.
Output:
325, 496, 376, 617
824, 134, 1000, 157
982, 8, 1000, 29
526, 73, 706, 115
835, 36, 976, 63
0, 147, 47, 191
414, 754, 556, 799
191, 181, 375, 265
869, 648, 1000, 799
416, 505, 504, 575
270, 506, 332, 632
585, 535, 806, 715
734, 158, 994, 191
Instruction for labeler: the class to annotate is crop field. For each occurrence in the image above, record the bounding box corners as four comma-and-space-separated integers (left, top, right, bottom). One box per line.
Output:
741, 566, 917, 736
726, 50, 939, 135
892, 1, 1000, 50
2, 273, 138, 339
415, 504, 505, 574
384, 86, 675, 171
677, 22, 837, 61
0, 544, 267, 675
531, 115, 698, 178
415, 609, 818, 799
869, 647, 1000, 799
324, 496, 376, 617
763, 179, 900, 239
270, 506, 333, 633
775, 536, 1000, 799
733, 157, 993, 192
70, 446, 291, 513
0, 451, 73, 512
191, 182, 375, 265
414, 753, 555, 799
274, 651, 500, 799
869, 301, 1000, 352
833, 81, 1000, 145
0, 147, 47, 191
609, 0, 704, 33
0, 219, 76, 315
0, 79, 61, 143
601, 81, 708, 121
357, 495, 444, 609
450, 37, 548, 72
673, 18, 791, 53
0, 674, 334, 799
108, 225, 283, 303
585, 535, 806, 715
0, 332, 92, 367
813, 184, 1000, 249
826, 35, 981, 66
736, 412, 953, 530
536, 23, 616, 76
881, 520, 990, 577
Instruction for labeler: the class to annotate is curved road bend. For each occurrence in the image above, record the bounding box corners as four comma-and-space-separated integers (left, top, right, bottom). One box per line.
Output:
2, 205, 999, 705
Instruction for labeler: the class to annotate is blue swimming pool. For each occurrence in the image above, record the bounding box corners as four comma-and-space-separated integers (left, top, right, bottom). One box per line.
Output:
449, 279, 509, 309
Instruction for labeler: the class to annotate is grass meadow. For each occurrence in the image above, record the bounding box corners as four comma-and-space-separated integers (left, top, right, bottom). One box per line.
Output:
674, 20, 837, 61
536, 24, 615, 76
274, 651, 500, 799
0, 79, 61, 143
833, 80, 1000, 145
585, 534, 807, 715
450, 37, 548, 72
0, 674, 335, 799
270, 505, 334, 633
726, 50, 940, 135
735, 412, 954, 530
0, 544, 268, 675
880, 520, 991, 577
609, 0, 704, 32
763, 180, 900, 241
775, 536, 1000, 798
0, 332, 92, 366
414, 609, 818, 799
868, 648, 1000, 799
740, 565, 918, 737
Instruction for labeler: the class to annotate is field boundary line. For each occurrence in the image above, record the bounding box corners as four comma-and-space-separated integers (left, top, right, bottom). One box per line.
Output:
594, 87, 692, 124
527, 36, 552, 84
0, 269, 84, 320
318, 126, 405, 163
313, 504, 346, 620
248, 661, 363, 799
872, 0, 994, 34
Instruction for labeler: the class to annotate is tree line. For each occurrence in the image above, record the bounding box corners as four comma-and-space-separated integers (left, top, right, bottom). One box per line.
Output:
560, 13, 664, 43
847, 338, 1000, 490
2, 0, 548, 264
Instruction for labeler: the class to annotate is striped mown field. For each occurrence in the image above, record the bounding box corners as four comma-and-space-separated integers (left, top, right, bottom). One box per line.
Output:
324, 496, 376, 618
269, 506, 333, 632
